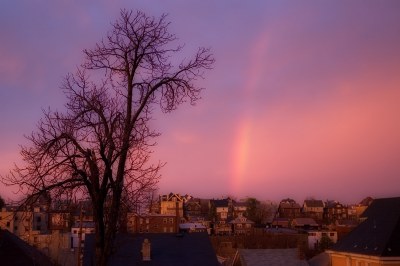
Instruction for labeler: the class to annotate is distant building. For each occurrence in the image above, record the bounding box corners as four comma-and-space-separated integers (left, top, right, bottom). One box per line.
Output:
127, 213, 179, 233
278, 199, 302, 219
324, 201, 348, 223
159, 193, 185, 217
303, 199, 324, 221
70, 221, 95, 249
308, 230, 338, 250
230, 216, 254, 235
327, 197, 400, 266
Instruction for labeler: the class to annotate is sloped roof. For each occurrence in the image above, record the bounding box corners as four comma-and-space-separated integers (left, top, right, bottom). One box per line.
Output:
292, 217, 319, 226
304, 200, 324, 208
84, 232, 219, 266
329, 197, 400, 257
239, 248, 308, 266
0, 229, 53, 266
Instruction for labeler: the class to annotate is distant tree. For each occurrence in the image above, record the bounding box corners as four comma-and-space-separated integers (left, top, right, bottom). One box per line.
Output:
318, 235, 334, 251
245, 197, 261, 223
1, 9, 213, 266
0, 195, 5, 209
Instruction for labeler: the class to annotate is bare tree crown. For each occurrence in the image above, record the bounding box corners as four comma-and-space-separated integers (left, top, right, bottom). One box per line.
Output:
2, 9, 214, 265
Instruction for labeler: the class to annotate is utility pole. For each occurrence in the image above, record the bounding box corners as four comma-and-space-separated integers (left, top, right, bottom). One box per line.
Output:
77, 203, 83, 266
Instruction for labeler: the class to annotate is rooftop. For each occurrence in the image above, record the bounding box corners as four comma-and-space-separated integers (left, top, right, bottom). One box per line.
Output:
329, 197, 400, 257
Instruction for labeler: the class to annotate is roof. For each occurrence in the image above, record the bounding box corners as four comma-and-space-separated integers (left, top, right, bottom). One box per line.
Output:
83, 232, 219, 266
0, 229, 53, 266
304, 200, 324, 208
212, 199, 229, 208
239, 248, 308, 266
292, 218, 319, 226
329, 197, 400, 257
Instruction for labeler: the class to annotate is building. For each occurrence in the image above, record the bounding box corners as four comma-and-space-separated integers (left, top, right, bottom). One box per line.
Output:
324, 201, 348, 223
0, 206, 48, 241
127, 213, 179, 233
159, 193, 184, 217
308, 230, 338, 250
303, 199, 324, 221
230, 216, 254, 235
70, 221, 95, 249
327, 197, 400, 266
278, 199, 302, 219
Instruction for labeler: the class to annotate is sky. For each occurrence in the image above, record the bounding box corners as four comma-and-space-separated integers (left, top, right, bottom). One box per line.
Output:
1, 1, 400, 204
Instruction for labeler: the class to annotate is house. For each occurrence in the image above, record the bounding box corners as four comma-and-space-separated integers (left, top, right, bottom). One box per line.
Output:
278, 199, 302, 219
159, 193, 184, 217
179, 222, 207, 233
230, 216, 254, 235
308, 230, 338, 250
233, 201, 247, 218
83, 232, 220, 265
210, 199, 232, 220
127, 213, 179, 234
210, 199, 233, 235
0, 206, 48, 241
327, 197, 400, 266
70, 221, 95, 249
49, 210, 71, 231
324, 201, 348, 223
184, 198, 202, 218
303, 199, 324, 221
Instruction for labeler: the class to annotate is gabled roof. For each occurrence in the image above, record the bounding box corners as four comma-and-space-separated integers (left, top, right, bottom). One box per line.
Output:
329, 197, 400, 257
84, 232, 219, 266
303, 200, 324, 208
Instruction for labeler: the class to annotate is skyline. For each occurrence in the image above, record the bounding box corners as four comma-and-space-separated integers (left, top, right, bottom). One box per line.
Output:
1, 1, 400, 204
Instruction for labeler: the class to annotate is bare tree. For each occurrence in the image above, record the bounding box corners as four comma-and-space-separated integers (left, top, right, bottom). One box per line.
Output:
2, 9, 214, 266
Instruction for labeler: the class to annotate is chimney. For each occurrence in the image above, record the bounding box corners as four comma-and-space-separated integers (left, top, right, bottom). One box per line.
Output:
141, 238, 151, 261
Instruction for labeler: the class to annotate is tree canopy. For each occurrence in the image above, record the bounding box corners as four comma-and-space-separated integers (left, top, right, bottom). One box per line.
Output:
1, 9, 214, 265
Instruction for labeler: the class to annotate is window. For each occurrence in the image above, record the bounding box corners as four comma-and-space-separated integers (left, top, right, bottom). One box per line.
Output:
169, 218, 173, 223
36, 225, 41, 231
6, 222, 10, 227
330, 233, 335, 236
37, 216, 41, 222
